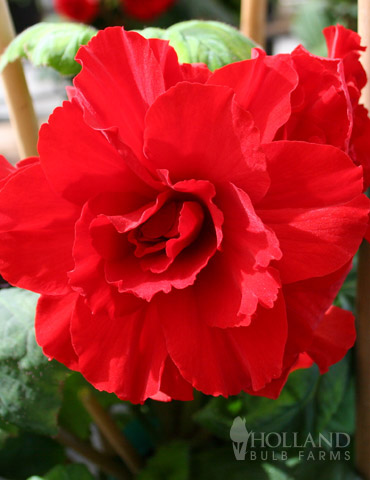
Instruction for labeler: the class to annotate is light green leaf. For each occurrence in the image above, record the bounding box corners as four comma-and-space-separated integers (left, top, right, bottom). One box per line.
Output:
0, 288, 68, 435
0, 22, 97, 75
139, 20, 257, 70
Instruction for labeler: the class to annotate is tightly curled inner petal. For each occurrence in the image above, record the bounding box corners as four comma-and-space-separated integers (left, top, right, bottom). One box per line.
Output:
78, 179, 224, 302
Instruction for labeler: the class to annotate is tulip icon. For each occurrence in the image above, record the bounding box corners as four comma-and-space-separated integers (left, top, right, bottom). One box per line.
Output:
230, 417, 252, 460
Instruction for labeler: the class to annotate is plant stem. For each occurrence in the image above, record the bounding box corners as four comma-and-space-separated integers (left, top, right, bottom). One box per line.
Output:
356, 3, 370, 479
0, 0, 39, 159
80, 389, 142, 475
240, 0, 267, 47
57, 428, 130, 480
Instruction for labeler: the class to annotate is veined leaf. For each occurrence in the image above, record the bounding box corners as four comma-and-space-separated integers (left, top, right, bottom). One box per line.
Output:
0, 288, 68, 435
139, 20, 257, 70
0, 22, 97, 76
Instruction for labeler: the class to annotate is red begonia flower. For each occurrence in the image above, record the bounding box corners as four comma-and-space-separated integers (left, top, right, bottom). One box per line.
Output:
122, 0, 174, 20
0, 27, 368, 403
54, 0, 99, 23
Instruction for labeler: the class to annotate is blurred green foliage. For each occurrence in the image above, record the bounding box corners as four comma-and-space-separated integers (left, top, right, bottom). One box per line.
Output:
293, 0, 357, 55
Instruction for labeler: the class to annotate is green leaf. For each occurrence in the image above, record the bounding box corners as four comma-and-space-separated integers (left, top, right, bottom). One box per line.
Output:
327, 377, 355, 434
195, 357, 353, 442
27, 464, 94, 480
0, 432, 65, 479
0, 22, 97, 76
313, 358, 351, 435
195, 366, 318, 440
138, 441, 190, 480
139, 20, 257, 70
0, 288, 68, 435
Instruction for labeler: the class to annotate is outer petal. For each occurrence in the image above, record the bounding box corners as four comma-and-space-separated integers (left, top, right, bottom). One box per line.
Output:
159, 357, 194, 401
323, 26, 370, 189
282, 46, 350, 151
159, 288, 287, 395
69, 191, 148, 314
0, 163, 79, 294
144, 82, 269, 203
180, 63, 211, 83
305, 306, 356, 373
258, 141, 363, 209
324, 25, 366, 91
148, 38, 182, 89
257, 141, 369, 283
207, 49, 298, 143
0, 155, 15, 187
245, 353, 312, 400
244, 293, 354, 399
71, 297, 167, 404
349, 104, 370, 189
74, 28, 167, 160
254, 263, 353, 399
36, 292, 79, 370
39, 100, 152, 205
283, 262, 352, 354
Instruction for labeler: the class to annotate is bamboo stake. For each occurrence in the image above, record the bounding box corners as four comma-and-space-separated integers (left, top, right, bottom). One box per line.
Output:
240, 0, 267, 47
0, 0, 39, 159
80, 389, 142, 475
357, 2, 370, 479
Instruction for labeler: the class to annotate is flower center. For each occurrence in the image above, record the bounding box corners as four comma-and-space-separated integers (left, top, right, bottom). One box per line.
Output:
127, 199, 205, 272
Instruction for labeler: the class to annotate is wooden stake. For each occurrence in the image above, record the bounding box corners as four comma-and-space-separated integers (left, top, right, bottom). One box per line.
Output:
0, 0, 39, 159
80, 389, 142, 475
357, 2, 370, 479
240, 0, 267, 47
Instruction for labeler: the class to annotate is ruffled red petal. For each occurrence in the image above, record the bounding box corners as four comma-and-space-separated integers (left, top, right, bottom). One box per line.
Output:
257, 141, 369, 283
39, 100, 153, 205
74, 28, 168, 160
0, 163, 79, 294
305, 306, 356, 373
144, 82, 270, 203
36, 292, 79, 369
71, 296, 167, 403
159, 289, 287, 396
208, 49, 298, 143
